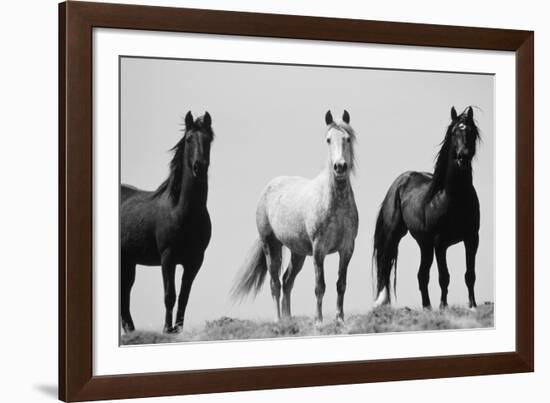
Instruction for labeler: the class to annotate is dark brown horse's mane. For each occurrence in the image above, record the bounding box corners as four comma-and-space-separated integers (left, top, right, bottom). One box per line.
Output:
429, 107, 481, 196
152, 116, 214, 204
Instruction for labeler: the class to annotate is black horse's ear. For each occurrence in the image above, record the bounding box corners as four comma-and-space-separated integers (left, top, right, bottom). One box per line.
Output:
203, 111, 212, 128
467, 106, 474, 120
185, 111, 194, 129
451, 106, 458, 121
342, 110, 350, 124
325, 110, 333, 125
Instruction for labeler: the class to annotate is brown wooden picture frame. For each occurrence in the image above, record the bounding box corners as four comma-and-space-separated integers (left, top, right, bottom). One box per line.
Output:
59, 1, 534, 401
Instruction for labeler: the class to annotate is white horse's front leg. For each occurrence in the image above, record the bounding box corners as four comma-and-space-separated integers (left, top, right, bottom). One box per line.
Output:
313, 248, 326, 324
337, 243, 354, 322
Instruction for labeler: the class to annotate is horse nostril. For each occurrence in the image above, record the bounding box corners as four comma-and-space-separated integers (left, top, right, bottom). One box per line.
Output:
334, 162, 347, 174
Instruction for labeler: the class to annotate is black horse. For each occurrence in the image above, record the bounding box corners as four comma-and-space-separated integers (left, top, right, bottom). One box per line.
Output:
120, 111, 214, 333
373, 106, 481, 310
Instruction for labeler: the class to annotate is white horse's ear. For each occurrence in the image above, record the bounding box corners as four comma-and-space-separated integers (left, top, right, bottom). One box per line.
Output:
325, 110, 333, 125
342, 110, 350, 124
185, 111, 194, 128
203, 111, 212, 128
467, 106, 474, 120
451, 106, 458, 121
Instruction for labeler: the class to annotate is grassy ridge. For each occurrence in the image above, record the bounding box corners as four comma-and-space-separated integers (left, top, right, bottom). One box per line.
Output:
121, 303, 494, 345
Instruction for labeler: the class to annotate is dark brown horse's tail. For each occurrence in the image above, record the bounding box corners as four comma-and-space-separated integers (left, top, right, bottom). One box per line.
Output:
231, 239, 268, 301
372, 184, 405, 304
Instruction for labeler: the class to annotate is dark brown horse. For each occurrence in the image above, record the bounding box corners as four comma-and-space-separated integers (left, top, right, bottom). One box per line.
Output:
373, 106, 481, 310
120, 111, 214, 333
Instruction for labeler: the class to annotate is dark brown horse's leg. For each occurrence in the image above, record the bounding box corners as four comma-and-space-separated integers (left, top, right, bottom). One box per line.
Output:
464, 234, 479, 309
281, 253, 306, 318
417, 243, 434, 309
161, 254, 177, 333
121, 262, 136, 333
435, 244, 450, 309
336, 244, 354, 321
174, 255, 204, 332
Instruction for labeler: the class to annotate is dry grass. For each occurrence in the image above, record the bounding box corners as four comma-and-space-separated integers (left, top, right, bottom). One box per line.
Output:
121, 302, 494, 345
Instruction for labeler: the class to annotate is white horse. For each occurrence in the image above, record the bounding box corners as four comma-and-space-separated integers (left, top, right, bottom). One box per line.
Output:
232, 110, 359, 323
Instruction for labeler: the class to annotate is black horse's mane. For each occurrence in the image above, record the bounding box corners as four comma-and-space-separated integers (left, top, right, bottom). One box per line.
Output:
152, 116, 213, 204
429, 109, 481, 196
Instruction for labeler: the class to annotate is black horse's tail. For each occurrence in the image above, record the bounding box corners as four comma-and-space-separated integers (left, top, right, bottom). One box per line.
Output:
231, 239, 268, 301
372, 183, 405, 305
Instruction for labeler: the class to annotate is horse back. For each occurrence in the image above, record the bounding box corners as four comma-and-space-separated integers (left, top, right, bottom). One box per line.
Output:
121, 184, 141, 203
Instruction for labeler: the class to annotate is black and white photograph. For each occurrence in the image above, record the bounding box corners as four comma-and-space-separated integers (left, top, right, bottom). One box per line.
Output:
2, 0, 544, 401
119, 56, 495, 345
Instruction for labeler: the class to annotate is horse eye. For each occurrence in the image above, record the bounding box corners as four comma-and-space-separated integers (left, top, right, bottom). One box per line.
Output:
326, 138, 331, 144
346, 137, 351, 143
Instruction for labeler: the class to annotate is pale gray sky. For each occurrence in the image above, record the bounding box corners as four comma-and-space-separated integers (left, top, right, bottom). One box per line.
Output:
120, 56, 494, 330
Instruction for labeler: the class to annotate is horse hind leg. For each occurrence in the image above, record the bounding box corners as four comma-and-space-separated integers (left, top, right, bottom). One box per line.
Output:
373, 183, 407, 307
263, 239, 283, 322
374, 222, 407, 307
281, 253, 306, 319
121, 261, 136, 333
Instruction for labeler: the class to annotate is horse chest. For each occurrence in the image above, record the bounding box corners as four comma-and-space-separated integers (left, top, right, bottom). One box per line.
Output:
427, 202, 478, 245
157, 210, 211, 259
310, 200, 357, 253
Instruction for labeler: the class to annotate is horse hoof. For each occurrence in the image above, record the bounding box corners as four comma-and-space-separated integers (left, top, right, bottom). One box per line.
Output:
423, 305, 432, 311
335, 315, 345, 324
163, 325, 174, 334
374, 289, 390, 307
172, 325, 184, 334
439, 303, 448, 311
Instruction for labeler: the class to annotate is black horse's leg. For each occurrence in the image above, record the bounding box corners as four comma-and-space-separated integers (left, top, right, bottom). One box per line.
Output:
264, 239, 283, 322
435, 244, 450, 309
464, 234, 479, 309
312, 247, 326, 323
336, 243, 354, 321
174, 254, 204, 332
121, 261, 136, 333
161, 253, 177, 333
417, 243, 434, 309
281, 253, 306, 318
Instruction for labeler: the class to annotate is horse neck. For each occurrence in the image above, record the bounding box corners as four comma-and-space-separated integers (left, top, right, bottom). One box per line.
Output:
170, 167, 208, 214
321, 164, 352, 206
440, 160, 474, 198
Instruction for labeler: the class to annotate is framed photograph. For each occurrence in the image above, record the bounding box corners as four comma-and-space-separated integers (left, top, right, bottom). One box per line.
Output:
59, 1, 533, 401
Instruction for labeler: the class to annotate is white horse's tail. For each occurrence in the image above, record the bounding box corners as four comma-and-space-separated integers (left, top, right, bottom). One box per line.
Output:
231, 239, 268, 301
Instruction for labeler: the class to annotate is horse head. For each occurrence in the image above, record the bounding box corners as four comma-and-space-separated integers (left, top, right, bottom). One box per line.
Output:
449, 106, 480, 171
324, 110, 356, 182
183, 111, 214, 180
